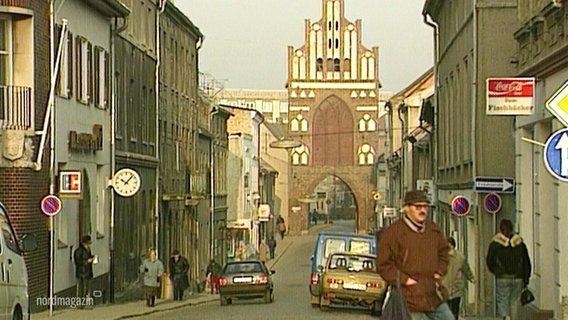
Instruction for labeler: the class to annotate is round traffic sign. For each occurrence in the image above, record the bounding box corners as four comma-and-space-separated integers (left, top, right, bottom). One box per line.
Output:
544, 128, 568, 182
41, 195, 61, 216
483, 192, 502, 214
451, 195, 470, 216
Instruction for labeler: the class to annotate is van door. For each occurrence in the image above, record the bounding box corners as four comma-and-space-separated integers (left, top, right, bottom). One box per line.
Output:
0, 213, 21, 320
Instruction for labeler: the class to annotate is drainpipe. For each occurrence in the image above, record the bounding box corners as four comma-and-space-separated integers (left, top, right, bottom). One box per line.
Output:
209, 106, 219, 260
109, 13, 128, 303
48, 2, 55, 316
155, 0, 166, 258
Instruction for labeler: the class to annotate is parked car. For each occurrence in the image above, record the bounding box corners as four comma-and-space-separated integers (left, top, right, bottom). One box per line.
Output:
218, 260, 275, 305
319, 252, 386, 316
309, 231, 376, 306
0, 202, 37, 320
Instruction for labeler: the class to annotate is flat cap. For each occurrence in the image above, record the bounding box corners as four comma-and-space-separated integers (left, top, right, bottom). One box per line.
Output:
404, 190, 430, 205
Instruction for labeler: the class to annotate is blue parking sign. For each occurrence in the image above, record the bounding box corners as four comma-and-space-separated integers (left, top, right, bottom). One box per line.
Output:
544, 128, 568, 182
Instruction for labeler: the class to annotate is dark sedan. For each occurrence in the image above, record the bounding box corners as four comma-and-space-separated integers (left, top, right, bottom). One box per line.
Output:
218, 260, 275, 305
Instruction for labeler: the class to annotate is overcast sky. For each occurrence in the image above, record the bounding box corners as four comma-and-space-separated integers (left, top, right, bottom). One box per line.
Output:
178, 0, 433, 93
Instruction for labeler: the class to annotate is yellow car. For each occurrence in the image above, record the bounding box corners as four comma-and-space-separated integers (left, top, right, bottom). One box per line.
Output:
319, 252, 386, 316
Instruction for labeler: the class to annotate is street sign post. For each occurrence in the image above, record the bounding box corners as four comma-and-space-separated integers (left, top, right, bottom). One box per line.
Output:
474, 176, 515, 193
545, 80, 568, 127
451, 195, 471, 216
544, 128, 568, 182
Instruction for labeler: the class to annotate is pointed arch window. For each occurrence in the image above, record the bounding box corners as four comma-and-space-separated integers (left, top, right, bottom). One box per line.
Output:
357, 143, 375, 165
290, 114, 308, 132
358, 114, 376, 132
292, 145, 309, 165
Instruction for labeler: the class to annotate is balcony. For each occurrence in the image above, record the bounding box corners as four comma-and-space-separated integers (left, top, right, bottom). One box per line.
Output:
0, 85, 32, 130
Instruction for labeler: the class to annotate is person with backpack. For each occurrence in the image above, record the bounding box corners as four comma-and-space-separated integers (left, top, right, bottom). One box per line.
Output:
486, 218, 532, 320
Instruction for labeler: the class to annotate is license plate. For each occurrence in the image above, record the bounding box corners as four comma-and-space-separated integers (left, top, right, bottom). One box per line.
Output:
343, 283, 366, 291
233, 276, 253, 283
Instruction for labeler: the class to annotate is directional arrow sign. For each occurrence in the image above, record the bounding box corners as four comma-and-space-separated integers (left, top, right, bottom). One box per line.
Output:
474, 176, 515, 193
546, 80, 568, 127
544, 128, 568, 182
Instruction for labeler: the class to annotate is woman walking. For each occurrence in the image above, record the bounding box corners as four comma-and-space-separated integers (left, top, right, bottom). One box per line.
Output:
140, 248, 164, 307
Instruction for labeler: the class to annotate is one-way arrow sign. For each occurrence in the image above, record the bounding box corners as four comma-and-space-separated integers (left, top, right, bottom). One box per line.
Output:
474, 176, 515, 193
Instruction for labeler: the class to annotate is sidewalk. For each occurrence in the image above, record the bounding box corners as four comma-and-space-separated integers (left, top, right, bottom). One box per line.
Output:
32, 235, 296, 320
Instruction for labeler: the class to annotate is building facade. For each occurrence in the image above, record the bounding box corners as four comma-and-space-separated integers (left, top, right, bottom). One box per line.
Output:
217, 89, 288, 124
52, 0, 128, 301
157, 0, 203, 292
113, 0, 158, 298
513, 1, 568, 318
0, 0, 50, 309
286, 0, 381, 234
423, 0, 518, 316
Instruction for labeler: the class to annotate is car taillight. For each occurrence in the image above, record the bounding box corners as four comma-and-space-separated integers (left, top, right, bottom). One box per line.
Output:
327, 278, 344, 284
256, 275, 268, 284
218, 277, 228, 286
366, 281, 382, 288
310, 273, 319, 284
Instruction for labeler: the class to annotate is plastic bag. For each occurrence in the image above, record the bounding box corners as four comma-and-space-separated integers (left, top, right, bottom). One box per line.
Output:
521, 287, 535, 306
381, 286, 411, 320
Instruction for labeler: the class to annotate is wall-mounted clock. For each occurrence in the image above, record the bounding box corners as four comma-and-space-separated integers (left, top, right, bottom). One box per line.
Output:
112, 168, 141, 197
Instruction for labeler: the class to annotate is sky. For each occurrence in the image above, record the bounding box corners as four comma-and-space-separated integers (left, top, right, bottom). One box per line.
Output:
178, 0, 433, 94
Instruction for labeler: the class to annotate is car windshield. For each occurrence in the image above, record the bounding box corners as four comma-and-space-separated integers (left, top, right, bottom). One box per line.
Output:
327, 255, 375, 272
224, 262, 264, 274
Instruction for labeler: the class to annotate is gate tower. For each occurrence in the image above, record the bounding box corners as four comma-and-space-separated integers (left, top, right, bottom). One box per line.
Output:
286, 0, 380, 234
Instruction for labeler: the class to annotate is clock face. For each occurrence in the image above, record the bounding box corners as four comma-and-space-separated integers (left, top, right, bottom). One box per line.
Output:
113, 168, 141, 197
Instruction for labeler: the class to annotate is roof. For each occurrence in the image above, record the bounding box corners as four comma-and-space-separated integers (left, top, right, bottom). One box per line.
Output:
82, 0, 130, 17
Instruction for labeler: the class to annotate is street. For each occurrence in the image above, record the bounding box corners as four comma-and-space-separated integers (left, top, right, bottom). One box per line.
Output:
139, 221, 379, 320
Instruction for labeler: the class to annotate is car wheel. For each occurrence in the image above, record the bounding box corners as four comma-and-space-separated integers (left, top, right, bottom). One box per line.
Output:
12, 306, 23, 320
371, 299, 382, 317
220, 295, 227, 306
270, 290, 275, 303
227, 298, 232, 305
263, 290, 271, 304
319, 296, 330, 311
310, 295, 320, 307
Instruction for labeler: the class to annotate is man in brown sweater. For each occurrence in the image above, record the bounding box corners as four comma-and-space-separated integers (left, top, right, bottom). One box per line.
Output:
377, 190, 454, 319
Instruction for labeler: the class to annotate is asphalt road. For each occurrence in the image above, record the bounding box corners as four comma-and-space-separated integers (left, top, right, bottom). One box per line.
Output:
138, 220, 380, 320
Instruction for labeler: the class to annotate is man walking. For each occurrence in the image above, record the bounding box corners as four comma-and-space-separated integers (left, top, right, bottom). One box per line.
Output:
169, 249, 189, 301
486, 218, 531, 320
74, 235, 95, 307
377, 190, 454, 319
441, 237, 475, 320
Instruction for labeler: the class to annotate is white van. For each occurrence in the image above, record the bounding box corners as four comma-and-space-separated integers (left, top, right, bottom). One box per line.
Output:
0, 202, 37, 320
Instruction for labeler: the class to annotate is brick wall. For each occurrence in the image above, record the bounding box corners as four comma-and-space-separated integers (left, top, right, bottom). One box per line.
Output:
0, 0, 52, 311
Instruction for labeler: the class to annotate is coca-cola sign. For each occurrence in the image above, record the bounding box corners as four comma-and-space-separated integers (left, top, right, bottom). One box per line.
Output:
486, 77, 535, 115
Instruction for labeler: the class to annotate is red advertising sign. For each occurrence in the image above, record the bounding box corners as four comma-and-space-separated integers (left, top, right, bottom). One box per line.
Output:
486, 77, 535, 115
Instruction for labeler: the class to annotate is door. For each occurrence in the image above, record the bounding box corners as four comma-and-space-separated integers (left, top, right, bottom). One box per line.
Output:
0, 231, 7, 319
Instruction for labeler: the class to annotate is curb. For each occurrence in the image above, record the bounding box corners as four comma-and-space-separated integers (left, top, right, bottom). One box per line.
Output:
115, 296, 218, 320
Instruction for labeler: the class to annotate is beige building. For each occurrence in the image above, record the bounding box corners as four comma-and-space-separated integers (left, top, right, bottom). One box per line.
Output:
513, 1, 568, 319
217, 89, 289, 124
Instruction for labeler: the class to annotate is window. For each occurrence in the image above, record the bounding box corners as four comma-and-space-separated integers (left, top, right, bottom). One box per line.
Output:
0, 13, 33, 130
290, 114, 308, 132
333, 58, 340, 72
358, 114, 376, 132
94, 46, 109, 108
56, 24, 73, 98
316, 58, 323, 72
0, 17, 10, 86
76, 36, 92, 104
357, 143, 375, 165
291, 145, 309, 165
0, 215, 18, 253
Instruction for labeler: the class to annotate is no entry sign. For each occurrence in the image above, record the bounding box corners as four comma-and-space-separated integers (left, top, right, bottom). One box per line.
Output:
483, 193, 502, 214
451, 195, 471, 217
41, 195, 62, 216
